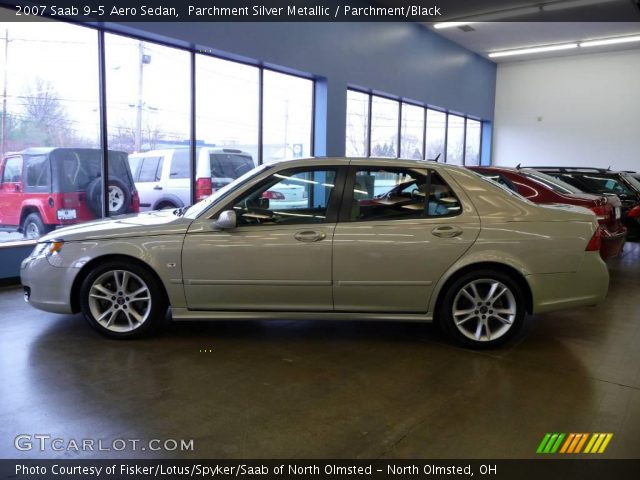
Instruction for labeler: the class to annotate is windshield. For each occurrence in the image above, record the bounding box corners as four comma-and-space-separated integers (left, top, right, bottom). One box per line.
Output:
184, 164, 272, 218
520, 169, 583, 194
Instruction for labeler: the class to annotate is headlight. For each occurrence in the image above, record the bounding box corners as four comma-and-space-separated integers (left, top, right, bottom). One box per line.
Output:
31, 240, 64, 258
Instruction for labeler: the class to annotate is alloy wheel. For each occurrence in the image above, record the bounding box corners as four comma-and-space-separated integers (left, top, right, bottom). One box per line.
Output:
87, 270, 152, 333
451, 279, 517, 343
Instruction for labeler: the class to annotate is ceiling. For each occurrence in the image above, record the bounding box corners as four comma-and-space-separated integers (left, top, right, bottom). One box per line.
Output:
408, 0, 640, 62
430, 22, 640, 62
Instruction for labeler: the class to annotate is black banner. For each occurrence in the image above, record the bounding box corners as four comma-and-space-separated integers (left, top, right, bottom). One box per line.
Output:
0, 0, 639, 22
1, 460, 640, 480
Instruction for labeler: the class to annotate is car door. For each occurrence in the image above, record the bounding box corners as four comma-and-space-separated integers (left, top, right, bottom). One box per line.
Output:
0, 156, 24, 226
131, 154, 163, 211
333, 164, 480, 313
182, 165, 345, 311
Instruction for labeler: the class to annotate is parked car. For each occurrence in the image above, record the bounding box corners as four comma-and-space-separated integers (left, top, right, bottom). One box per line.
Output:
527, 167, 640, 238
0, 148, 140, 239
468, 166, 627, 259
21, 158, 609, 348
128, 147, 255, 211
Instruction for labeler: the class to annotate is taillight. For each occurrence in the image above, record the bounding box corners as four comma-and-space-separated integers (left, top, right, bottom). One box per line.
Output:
628, 205, 640, 218
195, 177, 212, 201
590, 205, 610, 225
585, 227, 603, 252
130, 190, 140, 212
262, 191, 285, 200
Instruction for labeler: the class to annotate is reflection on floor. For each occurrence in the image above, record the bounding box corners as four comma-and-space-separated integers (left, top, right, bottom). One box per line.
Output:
0, 243, 639, 459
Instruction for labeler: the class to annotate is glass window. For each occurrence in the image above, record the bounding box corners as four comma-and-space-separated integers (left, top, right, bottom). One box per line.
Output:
105, 34, 190, 212
350, 168, 461, 221
446, 115, 465, 165
519, 169, 582, 194
346, 90, 369, 157
370, 96, 399, 158
2, 157, 22, 182
232, 168, 336, 226
425, 109, 446, 161
169, 150, 190, 179
400, 103, 425, 160
137, 157, 162, 182
262, 71, 313, 164
0, 21, 100, 241
196, 55, 259, 165
464, 119, 481, 166
24, 155, 50, 189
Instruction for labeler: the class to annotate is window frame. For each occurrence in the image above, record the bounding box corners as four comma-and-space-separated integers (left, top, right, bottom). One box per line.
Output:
339, 165, 463, 223
219, 165, 348, 226
347, 88, 485, 167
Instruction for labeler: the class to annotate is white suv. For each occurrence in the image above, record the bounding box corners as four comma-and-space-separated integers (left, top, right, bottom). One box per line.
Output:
128, 147, 255, 210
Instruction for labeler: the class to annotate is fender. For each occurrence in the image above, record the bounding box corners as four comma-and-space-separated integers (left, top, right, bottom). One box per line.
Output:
427, 248, 532, 314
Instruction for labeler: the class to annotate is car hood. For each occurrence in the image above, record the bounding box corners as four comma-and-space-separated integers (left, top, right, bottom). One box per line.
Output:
39, 210, 192, 242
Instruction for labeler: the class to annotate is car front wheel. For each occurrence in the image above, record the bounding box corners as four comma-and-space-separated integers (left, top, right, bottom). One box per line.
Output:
80, 261, 167, 338
439, 270, 525, 348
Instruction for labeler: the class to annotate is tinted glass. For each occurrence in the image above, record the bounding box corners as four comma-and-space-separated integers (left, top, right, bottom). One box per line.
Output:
520, 169, 582, 194
138, 157, 162, 182
350, 168, 461, 221
210, 154, 254, 179
2, 157, 22, 182
233, 169, 337, 226
169, 151, 190, 179
24, 155, 50, 188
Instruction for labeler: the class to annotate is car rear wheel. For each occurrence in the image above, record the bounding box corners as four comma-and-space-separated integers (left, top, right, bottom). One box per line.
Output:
438, 270, 525, 348
80, 261, 167, 339
22, 213, 52, 239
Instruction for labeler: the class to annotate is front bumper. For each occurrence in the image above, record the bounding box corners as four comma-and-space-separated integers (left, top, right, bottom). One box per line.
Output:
20, 254, 80, 314
527, 251, 609, 315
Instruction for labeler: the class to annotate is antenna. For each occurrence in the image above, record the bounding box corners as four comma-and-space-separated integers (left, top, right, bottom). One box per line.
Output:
433, 153, 441, 162
516, 163, 521, 169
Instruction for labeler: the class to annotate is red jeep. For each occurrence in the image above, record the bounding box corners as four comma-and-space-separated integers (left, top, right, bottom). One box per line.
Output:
0, 148, 140, 239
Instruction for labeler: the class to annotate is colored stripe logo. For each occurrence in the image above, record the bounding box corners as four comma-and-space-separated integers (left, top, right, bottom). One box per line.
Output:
537, 433, 613, 454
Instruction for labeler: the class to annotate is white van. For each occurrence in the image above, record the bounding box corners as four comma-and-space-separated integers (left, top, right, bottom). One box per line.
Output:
128, 147, 255, 210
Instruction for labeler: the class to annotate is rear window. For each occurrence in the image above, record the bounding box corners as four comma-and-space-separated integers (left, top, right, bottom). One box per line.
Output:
210, 154, 254, 180
561, 173, 635, 196
51, 149, 132, 192
520, 169, 583, 194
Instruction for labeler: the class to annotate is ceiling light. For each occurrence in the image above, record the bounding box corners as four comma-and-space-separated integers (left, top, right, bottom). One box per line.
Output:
580, 35, 640, 48
433, 22, 476, 30
488, 43, 578, 58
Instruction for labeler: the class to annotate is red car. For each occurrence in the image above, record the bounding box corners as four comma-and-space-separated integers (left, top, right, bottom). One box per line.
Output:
469, 166, 627, 259
0, 148, 140, 239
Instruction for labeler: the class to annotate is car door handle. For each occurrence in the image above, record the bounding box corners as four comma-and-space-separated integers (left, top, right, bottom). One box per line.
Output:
294, 231, 326, 242
153, 185, 163, 190
432, 225, 463, 238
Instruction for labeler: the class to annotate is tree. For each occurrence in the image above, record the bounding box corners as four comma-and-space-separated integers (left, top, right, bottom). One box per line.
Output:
19, 78, 72, 146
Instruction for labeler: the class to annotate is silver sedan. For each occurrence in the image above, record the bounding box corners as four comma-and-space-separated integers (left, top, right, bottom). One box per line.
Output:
21, 158, 609, 348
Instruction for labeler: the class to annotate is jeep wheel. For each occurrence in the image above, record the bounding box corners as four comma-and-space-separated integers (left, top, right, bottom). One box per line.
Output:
87, 177, 131, 217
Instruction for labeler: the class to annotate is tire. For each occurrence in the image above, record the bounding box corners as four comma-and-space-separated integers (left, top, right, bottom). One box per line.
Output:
22, 213, 52, 239
79, 261, 167, 339
155, 202, 178, 210
437, 269, 525, 349
86, 177, 131, 217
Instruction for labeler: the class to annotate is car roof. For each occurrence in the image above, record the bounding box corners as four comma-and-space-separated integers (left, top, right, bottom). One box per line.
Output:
270, 156, 458, 171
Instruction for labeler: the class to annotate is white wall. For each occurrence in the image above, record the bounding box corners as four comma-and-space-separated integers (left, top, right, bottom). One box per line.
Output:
493, 49, 640, 171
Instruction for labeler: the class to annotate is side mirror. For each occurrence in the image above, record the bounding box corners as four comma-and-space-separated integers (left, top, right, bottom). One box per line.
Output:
213, 210, 237, 230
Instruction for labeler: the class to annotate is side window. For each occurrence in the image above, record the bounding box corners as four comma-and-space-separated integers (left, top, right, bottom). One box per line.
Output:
350, 168, 461, 221
170, 151, 190, 179
138, 157, 162, 182
24, 155, 51, 189
232, 168, 337, 226
2, 157, 22, 183
475, 172, 518, 193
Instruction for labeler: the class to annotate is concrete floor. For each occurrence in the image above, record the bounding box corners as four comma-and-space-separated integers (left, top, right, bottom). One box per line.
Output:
1, 244, 639, 460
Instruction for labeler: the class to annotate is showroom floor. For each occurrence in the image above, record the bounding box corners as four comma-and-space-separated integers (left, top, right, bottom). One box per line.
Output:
1, 244, 639, 459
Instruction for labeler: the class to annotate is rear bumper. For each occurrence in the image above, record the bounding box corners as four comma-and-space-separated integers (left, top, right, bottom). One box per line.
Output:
600, 226, 627, 260
528, 251, 609, 315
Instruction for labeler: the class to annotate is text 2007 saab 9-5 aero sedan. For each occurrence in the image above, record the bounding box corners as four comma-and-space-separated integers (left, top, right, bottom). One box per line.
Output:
21, 158, 609, 348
